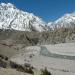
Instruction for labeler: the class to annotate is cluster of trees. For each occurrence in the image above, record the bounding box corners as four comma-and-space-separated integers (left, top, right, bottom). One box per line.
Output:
41, 68, 51, 75
10, 62, 34, 74
0, 54, 8, 68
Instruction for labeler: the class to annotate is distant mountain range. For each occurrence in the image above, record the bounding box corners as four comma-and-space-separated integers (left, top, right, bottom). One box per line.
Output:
48, 13, 75, 30
0, 3, 75, 32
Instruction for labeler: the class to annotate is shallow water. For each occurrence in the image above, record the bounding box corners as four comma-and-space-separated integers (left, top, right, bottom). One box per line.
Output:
40, 46, 75, 60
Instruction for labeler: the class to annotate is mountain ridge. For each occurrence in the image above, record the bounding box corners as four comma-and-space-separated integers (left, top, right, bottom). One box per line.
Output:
48, 12, 75, 30
0, 3, 48, 32
0, 3, 75, 31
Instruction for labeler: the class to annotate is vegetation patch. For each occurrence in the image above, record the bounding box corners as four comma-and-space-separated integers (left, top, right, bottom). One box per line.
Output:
10, 61, 34, 74
41, 68, 51, 75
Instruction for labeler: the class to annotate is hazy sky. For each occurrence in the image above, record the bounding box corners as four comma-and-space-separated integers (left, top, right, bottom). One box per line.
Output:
0, 0, 75, 22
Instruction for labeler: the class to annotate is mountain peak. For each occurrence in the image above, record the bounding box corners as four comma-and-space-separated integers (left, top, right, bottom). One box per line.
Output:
0, 3, 47, 32
48, 12, 75, 30
0, 3, 15, 8
54, 12, 75, 28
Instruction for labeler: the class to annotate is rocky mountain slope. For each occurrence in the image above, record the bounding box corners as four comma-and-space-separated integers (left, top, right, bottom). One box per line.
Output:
0, 3, 75, 45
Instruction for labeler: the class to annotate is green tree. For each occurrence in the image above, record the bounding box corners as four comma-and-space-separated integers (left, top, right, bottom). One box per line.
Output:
41, 68, 51, 75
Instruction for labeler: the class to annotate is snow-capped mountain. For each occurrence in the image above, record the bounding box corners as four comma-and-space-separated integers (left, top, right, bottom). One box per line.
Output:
48, 12, 75, 30
47, 22, 55, 30
55, 12, 75, 28
1, 3, 75, 32
0, 3, 47, 32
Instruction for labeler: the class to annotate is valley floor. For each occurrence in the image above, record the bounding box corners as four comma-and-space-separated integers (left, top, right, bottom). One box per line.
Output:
9, 43, 75, 75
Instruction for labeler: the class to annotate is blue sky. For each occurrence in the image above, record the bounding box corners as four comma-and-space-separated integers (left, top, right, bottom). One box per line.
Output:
0, 0, 75, 22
